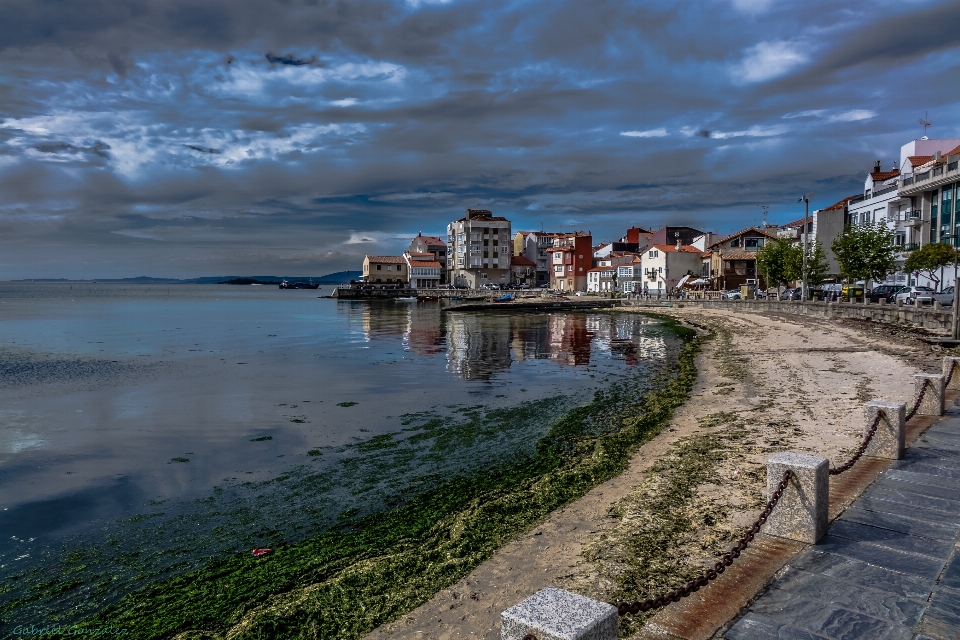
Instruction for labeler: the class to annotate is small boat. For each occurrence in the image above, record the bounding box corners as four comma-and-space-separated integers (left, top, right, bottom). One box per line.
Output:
417, 295, 441, 301
496, 294, 515, 302
252, 547, 271, 557
395, 296, 417, 301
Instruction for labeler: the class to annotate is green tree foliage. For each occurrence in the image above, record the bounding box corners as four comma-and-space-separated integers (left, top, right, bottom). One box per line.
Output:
801, 240, 830, 287
831, 223, 897, 283
756, 238, 795, 286
903, 242, 958, 289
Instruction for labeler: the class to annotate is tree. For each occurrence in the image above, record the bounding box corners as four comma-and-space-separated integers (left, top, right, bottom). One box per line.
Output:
785, 239, 830, 287
831, 222, 897, 283
903, 242, 957, 290
756, 238, 797, 287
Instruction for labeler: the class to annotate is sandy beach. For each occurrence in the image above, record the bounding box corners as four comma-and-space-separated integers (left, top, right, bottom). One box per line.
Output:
364, 307, 949, 640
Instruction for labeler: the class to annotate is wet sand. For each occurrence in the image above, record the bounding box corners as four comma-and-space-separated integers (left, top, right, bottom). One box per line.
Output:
364, 308, 943, 640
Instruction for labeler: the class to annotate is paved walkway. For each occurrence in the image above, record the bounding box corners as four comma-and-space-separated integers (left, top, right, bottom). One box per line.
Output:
725, 406, 960, 640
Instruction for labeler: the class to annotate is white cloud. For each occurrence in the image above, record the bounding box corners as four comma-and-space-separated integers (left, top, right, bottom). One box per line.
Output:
344, 231, 411, 245
783, 110, 826, 119
732, 41, 808, 83
828, 109, 877, 122
111, 229, 165, 240
730, 0, 773, 14
711, 125, 788, 139
620, 128, 668, 138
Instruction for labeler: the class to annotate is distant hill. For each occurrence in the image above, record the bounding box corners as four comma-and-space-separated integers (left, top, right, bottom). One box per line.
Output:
8, 271, 363, 285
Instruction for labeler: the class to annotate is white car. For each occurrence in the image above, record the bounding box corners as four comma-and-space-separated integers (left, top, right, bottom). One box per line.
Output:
723, 289, 741, 300
894, 286, 935, 305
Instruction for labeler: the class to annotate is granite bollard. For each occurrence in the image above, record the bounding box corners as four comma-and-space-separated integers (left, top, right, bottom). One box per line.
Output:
761, 452, 828, 544
501, 587, 618, 640
863, 401, 905, 459
914, 373, 945, 416
943, 357, 960, 390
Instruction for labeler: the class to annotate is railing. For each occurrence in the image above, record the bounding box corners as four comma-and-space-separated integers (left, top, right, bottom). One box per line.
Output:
917, 171, 930, 182
903, 177, 914, 186
949, 161, 958, 172
903, 242, 920, 251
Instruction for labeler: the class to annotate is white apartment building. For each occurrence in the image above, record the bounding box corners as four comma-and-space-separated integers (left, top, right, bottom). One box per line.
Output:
639, 243, 702, 294
404, 252, 442, 289
447, 209, 512, 289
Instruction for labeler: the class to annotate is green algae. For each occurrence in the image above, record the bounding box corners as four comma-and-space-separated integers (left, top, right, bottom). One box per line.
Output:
49, 316, 702, 640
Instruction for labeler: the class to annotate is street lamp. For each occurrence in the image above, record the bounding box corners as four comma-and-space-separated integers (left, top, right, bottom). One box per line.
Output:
797, 193, 814, 301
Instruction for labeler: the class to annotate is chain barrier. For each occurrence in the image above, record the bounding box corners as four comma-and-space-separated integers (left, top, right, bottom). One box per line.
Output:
522, 635, 538, 640
947, 362, 957, 387
905, 378, 930, 422
613, 469, 793, 617
829, 410, 883, 476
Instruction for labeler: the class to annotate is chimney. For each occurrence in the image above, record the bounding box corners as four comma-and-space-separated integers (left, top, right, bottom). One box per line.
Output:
874, 160, 881, 173
675, 232, 681, 251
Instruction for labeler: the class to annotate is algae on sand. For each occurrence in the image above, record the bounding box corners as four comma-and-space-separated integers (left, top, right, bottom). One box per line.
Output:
60, 316, 701, 640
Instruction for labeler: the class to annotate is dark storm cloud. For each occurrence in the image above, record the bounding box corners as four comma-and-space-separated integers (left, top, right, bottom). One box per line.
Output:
1, 0, 959, 279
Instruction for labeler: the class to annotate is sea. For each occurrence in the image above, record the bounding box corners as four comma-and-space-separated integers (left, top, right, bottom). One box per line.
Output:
0, 283, 685, 627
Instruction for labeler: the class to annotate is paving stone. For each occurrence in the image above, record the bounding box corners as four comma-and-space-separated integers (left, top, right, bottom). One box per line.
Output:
789, 550, 932, 600
864, 484, 960, 522
813, 535, 945, 579
750, 588, 914, 640
768, 566, 927, 626
725, 612, 830, 640
856, 484, 960, 529
908, 441, 960, 457
839, 506, 960, 541
884, 469, 960, 490
940, 552, 960, 591
917, 587, 960, 639
888, 460, 960, 479
874, 478, 960, 504
827, 520, 954, 560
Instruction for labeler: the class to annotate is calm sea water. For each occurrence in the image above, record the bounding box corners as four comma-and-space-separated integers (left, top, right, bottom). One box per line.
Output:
0, 284, 683, 625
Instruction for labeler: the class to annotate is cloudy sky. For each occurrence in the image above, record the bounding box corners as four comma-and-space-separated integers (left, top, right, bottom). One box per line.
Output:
1, 0, 959, 278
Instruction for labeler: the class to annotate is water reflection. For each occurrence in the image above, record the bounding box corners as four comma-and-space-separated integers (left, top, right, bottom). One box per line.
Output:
355, 302, 667, 381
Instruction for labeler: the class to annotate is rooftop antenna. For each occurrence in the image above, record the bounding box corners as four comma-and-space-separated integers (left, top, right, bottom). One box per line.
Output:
919, 111, 932, 135
758, 205, 769, 228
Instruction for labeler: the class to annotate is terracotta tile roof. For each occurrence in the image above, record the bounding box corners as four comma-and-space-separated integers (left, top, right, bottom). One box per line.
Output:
408, 261, 442, 269
701, 250, 712, 258
780, 216, 811, 229
510, 255, 536, 267
871, 169, 900, 181
366, 255, 406, 264
456, 209, 509, 222
820, 195, 857, 212
587, 266, 615, 273
406, 252, 435, 259
414, 235, 446, 246
946, 144, 960, 157
907, 155, 933, 167
609, 251, 641, 258
720, 252, 760, 261
708, 227, 778, 249
651, 244, 701, 253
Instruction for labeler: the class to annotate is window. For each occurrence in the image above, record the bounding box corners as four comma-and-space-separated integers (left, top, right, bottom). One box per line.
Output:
744, 238, 763, 249
730, 238, 740, 247
377, 264, 382, 270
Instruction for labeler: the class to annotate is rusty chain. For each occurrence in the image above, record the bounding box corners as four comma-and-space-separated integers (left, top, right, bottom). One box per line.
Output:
522, 635, 538, 640
829, 410, 883, 475
905, 378, 930, 421
613, 469, 793, 616
947, 362, 957, 387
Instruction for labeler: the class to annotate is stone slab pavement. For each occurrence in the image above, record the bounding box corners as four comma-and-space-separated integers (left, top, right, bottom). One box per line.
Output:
724, 405, 960, 640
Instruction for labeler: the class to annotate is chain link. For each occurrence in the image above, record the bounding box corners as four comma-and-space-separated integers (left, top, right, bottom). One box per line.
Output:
522, 635, 538, 640
612, 469, 793, 616
829, 410, 883, 475
946, 362, 957, 388
905, 378, 930, 421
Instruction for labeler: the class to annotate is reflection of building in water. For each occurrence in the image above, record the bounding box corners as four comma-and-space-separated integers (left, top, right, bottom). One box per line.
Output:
360, 302, 411, 342
548, 313, 592, 366
446, 313, 513, 380
403, 308, 445, 356
509, 314, 553, 362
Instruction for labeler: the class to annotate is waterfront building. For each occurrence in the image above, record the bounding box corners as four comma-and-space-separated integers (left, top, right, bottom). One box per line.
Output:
510, 255, 536, 287
704, 227, 777, 290
586, 266, 615, 292
546, 232, 593, 291
594, 227, 651, 258
513, 231, 563, 287
647, 225, 705, 247
617, 256, 644, 294
404, 252, 442, 289
362, 255, 407, 285
639, 240, 702, 294
447, 209, 512, 289
408, 233, 448, 283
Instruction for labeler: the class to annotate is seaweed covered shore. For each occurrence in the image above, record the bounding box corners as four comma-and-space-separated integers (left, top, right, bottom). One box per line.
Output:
42, 316, 701, 640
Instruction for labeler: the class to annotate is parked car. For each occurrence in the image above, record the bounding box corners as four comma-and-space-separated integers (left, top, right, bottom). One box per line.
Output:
819, 284, 842, 301
868, 284, 907, 303
894, 286, 935, 305
933, 286, 955, 306
723, 289, 741, 300
479, 283, 500, 290
781, 288, 802, 300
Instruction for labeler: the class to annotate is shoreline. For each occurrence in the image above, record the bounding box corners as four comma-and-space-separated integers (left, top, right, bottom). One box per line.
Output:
364, 307, 943, 639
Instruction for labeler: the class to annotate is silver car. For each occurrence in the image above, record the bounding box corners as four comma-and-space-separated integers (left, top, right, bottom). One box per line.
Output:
933, 286, 955, 306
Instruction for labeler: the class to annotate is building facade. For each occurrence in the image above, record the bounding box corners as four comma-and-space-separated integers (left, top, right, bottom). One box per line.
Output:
362, 256, 407, 285
405, 252, 442, 289
639, 243, 702, 293
408, 233, 447, 283
546, 232, 593, 291
510, 255, 536, 286
447, 209, 512, 289
705, 228, 776, 290
513, 231, 562, 286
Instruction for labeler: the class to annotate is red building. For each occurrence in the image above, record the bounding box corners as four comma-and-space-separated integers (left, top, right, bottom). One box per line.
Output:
546, 232, 593, 291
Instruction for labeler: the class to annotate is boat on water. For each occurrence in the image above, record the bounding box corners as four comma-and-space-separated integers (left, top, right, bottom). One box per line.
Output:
395, 296, 418, 301
417, 295, 441, 301
279, 280, 321, 289
496, 294, 515, 302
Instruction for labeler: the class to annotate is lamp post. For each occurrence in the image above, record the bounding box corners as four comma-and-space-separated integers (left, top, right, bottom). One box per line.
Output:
797, 193, 814, 301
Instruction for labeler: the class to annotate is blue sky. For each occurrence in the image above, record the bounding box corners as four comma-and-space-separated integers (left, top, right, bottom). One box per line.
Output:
1, 0, 959, 278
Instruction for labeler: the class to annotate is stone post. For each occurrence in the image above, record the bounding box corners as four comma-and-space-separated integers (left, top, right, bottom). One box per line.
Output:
943, 357, 960, 391
762, 452, 828, 544
934, 300, 943, 311
879, 298, 887, 305
914, 373, 945, 416
501, 587, 618, 640
863, 401, 906, 459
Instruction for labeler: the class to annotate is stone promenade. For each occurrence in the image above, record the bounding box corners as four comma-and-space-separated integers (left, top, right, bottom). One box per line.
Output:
725, 405, 960, 640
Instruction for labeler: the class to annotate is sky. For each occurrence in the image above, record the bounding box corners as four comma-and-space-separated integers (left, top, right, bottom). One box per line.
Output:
1, 0, 959, 279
